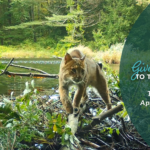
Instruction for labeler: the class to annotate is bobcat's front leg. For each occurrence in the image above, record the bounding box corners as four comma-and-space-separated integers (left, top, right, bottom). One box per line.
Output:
72, 86, 84, 107
72, 85, 85, 114
59, 85, 73, 114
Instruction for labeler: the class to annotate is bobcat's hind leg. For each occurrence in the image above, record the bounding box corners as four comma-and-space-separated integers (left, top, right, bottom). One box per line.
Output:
96, 72, 112, 110
96, 86, 111, 110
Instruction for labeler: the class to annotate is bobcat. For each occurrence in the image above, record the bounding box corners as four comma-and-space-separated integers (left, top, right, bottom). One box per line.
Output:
59, 48, 111, 114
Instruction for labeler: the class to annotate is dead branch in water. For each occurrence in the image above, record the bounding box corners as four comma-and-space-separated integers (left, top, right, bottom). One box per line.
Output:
10, 64, 48, 74
0, 58, 59, 78
2, 71, 58, 78
0, 58, 14, 76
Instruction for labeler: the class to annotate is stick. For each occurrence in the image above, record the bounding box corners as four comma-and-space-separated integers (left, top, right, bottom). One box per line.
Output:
93, 104, 123, 120
83, 104, 123, 130
80, 138, 100, 148
0, 58, 59, 78
0, 58, 14, 76
2, 70, 58, 78
10, 64, 48, 74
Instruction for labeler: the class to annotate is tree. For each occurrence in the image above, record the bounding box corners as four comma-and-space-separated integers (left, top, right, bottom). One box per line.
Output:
0, 0, 147, 50
96, 0, 145, 47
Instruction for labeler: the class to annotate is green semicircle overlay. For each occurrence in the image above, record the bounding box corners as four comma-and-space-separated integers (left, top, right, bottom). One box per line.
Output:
120, 4, 150, 145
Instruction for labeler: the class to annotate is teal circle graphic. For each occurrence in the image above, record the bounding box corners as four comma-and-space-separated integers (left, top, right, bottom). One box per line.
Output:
120, 5, 150, 145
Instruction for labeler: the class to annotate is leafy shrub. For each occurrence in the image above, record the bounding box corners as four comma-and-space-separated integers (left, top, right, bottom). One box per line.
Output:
55, 40, 76, 56
0, 81, 72, 149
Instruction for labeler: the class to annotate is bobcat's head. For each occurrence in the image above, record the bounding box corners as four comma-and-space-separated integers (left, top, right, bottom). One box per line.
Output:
63, 53, 86, 84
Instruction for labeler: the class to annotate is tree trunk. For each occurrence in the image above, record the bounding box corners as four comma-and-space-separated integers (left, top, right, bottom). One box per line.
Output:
30, 5, 37, 42
8, 0, 11, 25
33, 31, 37, 42
1, 38, 4, 45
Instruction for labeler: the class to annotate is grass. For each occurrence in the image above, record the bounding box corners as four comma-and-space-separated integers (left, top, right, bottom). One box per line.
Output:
1, 50, 53, 58
71, 45, 122, 64
101, 50, 122, 64
0, 43, 123, 64
0, 45, 54, 58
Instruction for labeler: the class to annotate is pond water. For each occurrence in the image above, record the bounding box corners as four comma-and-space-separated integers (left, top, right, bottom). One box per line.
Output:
0, 58, 60, 97
0, 58, 119, 97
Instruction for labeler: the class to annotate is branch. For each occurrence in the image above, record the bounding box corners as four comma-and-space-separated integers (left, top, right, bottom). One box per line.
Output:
0, 58, 14, 76
82, 104, 123, 131
0, 58, 59, 79
110, 95, 120, 102
2, 70, 58, 78
84, 21, 99, 28
80, 138, 100, 148
10, 64, 49, 74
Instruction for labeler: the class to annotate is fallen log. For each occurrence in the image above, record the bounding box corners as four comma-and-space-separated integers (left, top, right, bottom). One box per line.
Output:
82, 104, 123, 131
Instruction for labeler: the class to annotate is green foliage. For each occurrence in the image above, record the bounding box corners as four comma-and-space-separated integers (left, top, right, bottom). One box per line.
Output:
0, 95, 43, 148
97, 0, 145, 47
101, 127, 120, 135
0, 80, 73, 149
78, 117, 92, 128
45, 112, 77, 147
55, 40, 77, 56
105, 65, 121, 98
0, 0, 148, 53
117, 102, 128, 118
92, 29, 109, 51
45, 112, 71, 143
0, 103, 21, 122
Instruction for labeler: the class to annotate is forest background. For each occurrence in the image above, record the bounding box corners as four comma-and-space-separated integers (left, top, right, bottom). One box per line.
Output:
0, 0, 149, 60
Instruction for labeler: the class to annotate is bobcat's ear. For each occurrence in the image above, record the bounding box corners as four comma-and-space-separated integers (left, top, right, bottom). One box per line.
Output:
65, 53, 72, 64
80, 55, 86, 61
